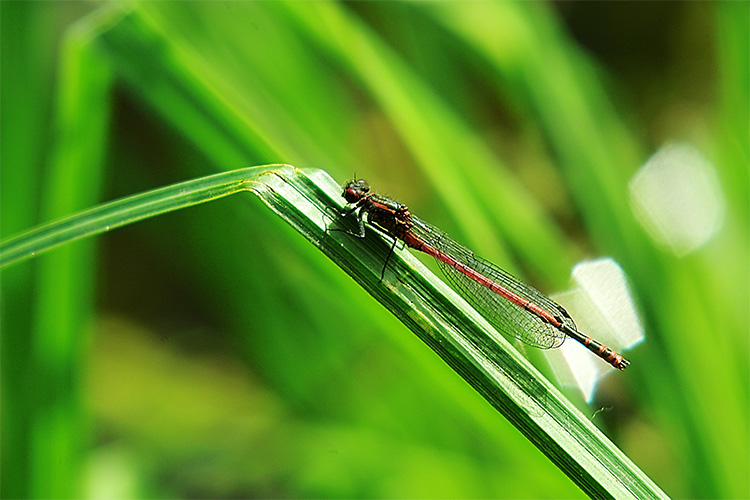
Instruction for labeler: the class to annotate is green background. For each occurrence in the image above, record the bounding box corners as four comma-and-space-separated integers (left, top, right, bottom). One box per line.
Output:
1, 2, 747, 498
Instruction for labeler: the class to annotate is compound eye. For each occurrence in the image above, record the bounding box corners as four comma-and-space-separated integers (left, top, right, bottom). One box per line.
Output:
343, 187, 360, 203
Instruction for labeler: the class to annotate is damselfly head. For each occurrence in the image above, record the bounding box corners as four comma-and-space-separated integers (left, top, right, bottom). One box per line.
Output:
342, 179, 370, 203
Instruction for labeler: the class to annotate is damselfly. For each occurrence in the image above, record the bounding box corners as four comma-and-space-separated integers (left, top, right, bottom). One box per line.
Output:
338, 179, 630, 370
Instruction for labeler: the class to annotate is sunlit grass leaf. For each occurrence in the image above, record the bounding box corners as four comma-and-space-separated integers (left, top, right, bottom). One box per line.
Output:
1, 166, 667, 499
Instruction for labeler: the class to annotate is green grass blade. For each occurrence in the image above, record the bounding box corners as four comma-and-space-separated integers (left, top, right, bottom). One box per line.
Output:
90, 4, 285, 167
0, 166, 285, 269
22, 16, 115, 498
258, 168, 668, 500
2, 166, 668, 498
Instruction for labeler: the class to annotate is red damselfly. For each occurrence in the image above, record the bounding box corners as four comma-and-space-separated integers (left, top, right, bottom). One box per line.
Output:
338, 179, 630, 370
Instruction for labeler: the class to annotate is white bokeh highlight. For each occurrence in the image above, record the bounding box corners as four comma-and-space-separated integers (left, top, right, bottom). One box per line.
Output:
629, 143, 725, 256
547, 258, 644, 401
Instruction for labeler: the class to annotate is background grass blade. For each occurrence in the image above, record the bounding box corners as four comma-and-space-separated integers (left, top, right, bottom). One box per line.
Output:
7, 16, 114, 498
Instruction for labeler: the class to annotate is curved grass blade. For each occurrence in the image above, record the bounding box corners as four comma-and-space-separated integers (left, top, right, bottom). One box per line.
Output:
0, 165, 285, 268
0, 166, 667, 499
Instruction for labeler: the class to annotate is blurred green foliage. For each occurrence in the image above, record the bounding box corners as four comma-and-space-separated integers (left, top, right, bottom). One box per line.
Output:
1, 1, 747, 499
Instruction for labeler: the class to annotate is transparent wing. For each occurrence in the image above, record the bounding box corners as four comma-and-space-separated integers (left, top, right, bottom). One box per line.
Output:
410, 217, 571, 349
